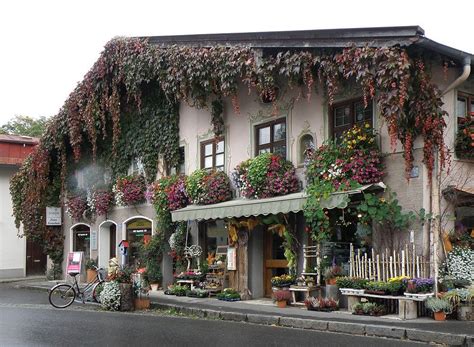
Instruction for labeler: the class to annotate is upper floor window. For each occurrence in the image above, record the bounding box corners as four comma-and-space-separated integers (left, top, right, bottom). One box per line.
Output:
331, 99, 373, 139
255, 118, 287, 158
201, 138, 225, 170
457, 93, 474, 131
129, 157, 145, 176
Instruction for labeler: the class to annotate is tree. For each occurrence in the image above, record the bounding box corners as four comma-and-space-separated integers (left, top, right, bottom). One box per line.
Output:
0, 115, 48, 137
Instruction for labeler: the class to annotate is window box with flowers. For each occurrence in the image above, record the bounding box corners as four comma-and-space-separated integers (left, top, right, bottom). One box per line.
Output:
66, 194, 88, 220
186, 169, 232, 205
455, 112, 474, 160
112, 175, 146, 206
232, 153, 300, 199
87, 188, 114, 216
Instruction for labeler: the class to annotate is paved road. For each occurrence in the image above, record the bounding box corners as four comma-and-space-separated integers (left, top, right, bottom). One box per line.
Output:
0, 283, 425, 347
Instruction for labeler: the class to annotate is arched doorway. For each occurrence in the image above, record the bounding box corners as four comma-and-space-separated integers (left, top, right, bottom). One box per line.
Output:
124, 217, 152, 266
98, 220, 117, 268
70, 223, 91, 260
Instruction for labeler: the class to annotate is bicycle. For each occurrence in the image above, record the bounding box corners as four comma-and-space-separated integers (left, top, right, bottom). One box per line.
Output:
49, 266, 106, 309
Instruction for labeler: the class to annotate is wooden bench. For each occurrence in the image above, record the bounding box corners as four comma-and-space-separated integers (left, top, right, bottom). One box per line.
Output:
289, 285, 322, 305
341, 292, 433, 320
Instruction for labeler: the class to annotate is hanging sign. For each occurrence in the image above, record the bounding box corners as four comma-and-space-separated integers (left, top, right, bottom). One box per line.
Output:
66, 252, 83, 274
91, 230, 98, 250
227, 247, 236, 271
46, 207, 62, 226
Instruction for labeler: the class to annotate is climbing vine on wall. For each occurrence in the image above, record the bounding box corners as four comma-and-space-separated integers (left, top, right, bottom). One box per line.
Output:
10, 37, 449, 268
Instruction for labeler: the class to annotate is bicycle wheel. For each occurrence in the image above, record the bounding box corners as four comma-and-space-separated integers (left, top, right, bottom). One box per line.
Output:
92, 281, 104, 303
49, 284, 76, 308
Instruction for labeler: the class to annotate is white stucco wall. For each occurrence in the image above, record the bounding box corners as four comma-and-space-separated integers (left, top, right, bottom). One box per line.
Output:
0, 165, 26, 278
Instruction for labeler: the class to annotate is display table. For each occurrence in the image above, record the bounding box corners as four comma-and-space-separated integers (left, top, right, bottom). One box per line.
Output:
289, 285, 322, 305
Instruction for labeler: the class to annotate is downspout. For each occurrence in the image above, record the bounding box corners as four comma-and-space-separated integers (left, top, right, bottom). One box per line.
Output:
442, 56, 471, 96
431, 56, 471, 294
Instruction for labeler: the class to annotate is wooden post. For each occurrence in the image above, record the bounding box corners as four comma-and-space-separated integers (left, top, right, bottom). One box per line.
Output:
389, 256, 393, 279
349, 244, 353, 277
316, 243, 321, 285
416, 256, 420, 278
376, 254, 381, 281
401, 250, 405, 277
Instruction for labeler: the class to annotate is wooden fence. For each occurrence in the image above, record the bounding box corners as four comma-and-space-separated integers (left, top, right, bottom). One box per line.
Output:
302, 243, 430, 284
349, 243, 429, 281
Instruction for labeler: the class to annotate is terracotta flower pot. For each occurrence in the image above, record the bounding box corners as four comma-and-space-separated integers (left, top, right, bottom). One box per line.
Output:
326, 278, 337, 285
433, 311, 446, 321
276, 300, 287, 308
134, 298, 150, 310
150, 283, 159, 291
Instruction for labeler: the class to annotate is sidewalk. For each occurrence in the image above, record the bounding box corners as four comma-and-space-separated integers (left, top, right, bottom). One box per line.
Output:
12, 279, 474, 346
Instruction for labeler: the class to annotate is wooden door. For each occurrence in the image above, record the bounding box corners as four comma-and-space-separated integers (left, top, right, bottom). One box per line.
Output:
109, 224, 116, 259
26, 239, 46, 276
263, 229, 288, 297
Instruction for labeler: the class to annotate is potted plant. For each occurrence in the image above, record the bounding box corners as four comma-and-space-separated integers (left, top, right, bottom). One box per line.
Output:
324, 265, 342, 285
304, 297, 339, 312
426, 297, 453, 321
270, 274, 295, 288
172, 284, 188, 297
216, 288, 241, 301
403, 278, 435, 299
132, 271, 150, 310
336, 277, 367, 295
273, 289, 292, 308
186, 288, 209, 298
443, 288, 473, 321
85, 258, 98, 283
352, 302, 387, 316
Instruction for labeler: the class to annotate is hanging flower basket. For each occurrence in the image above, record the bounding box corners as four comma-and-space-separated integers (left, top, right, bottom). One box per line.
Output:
112, 175, 146, 206
232, 153, 299, 199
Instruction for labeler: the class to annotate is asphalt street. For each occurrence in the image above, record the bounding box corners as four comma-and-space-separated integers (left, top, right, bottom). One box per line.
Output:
0, 283, 426, 347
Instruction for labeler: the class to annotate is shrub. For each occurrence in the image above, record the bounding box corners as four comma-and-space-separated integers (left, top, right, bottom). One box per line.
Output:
439, 247, 474, 285
100, 281, 121, 311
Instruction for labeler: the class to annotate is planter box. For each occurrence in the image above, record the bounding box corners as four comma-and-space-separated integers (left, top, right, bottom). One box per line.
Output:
339, 288, 364, 295
365, 290, 387, 295
403, 292, 434, 300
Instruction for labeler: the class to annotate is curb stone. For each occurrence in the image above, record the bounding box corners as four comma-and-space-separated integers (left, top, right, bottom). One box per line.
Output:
246, 313, 279, 326
327, 321, 365, 335
364, 325, 406, 339
405, 329, 467, 346
152, 302, 474, 346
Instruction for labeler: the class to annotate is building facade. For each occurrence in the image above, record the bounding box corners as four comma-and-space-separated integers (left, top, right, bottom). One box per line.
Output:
0, 134, 41, 279
43, 27, 473, 298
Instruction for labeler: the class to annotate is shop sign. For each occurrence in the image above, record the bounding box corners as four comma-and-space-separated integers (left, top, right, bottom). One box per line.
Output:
91, 230, 98, 250
227, 247, 236, 271
46, 207, 62, 226
66, 251, 83, 274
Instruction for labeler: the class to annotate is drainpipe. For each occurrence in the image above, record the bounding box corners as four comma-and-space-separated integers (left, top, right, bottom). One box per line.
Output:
431, 56, 471, 293
442, 56, 471, 96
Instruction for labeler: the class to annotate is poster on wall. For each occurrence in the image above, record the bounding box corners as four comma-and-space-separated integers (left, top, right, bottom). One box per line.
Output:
46, 207, 62, 226
227, 247, 236, 271
66, 252, 83, 274
90, 230, 98, 251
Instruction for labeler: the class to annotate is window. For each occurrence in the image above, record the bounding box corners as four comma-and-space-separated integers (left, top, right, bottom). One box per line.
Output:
129, 157, 144, 176
457, 93, 474, 131
255, 118, 287, 158
331, 99, 373, 139
200, 138, 225, 170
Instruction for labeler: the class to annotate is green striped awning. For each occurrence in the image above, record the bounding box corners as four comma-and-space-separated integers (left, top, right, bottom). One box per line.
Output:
171, 182, 385, 222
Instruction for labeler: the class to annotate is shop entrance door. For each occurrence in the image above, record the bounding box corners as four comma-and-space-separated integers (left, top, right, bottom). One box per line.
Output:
26, 239, 46, 276
263, 229, 288, 297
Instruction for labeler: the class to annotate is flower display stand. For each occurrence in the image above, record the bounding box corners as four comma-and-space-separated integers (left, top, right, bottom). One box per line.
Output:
403, 292, 434, 300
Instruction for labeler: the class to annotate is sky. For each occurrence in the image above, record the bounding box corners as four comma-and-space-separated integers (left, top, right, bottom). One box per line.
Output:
0, 0, 473, 125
